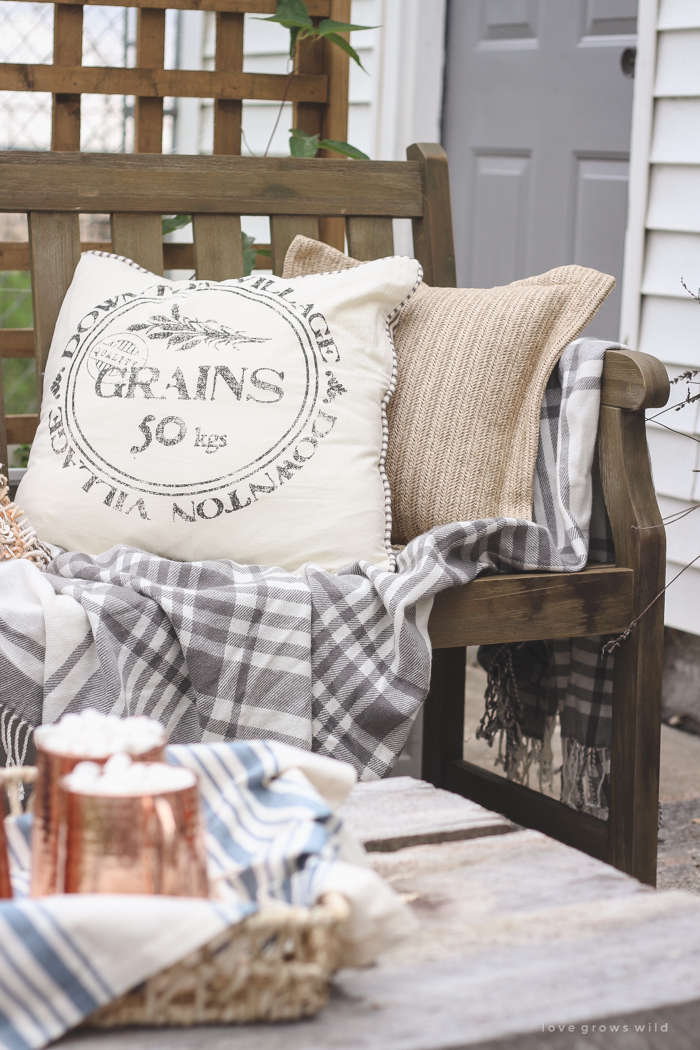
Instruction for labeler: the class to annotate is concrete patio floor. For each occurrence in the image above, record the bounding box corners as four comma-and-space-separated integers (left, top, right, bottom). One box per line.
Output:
463, 656, 700, 892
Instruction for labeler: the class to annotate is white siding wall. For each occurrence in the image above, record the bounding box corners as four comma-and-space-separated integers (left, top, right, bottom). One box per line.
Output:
621, 0, 700, 634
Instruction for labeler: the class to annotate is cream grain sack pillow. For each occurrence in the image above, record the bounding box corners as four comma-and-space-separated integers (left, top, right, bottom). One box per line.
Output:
18, 252, 420, 572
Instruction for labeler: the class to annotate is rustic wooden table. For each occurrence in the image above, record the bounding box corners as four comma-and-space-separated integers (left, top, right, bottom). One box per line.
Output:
58, 777, 700, 1050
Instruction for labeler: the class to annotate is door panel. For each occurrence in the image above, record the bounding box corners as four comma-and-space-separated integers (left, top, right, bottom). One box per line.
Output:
582, 0, 637, 39
572, 157, 629, 336
472, 153, 530, 286
443, 0, 637, 340
481, 0, 539, 42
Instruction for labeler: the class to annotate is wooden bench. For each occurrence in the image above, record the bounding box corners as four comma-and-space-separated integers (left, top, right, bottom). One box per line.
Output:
60, 778, 700, 1050
0, 142, 669, 885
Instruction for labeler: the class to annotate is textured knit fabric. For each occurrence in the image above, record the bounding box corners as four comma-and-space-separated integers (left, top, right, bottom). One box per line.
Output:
283, 235, 614, 544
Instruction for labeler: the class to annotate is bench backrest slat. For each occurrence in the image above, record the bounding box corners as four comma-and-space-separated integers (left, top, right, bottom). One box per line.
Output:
407, 143, 456, 287
346, 217, 395, 261
270, 216, 321, 277
0, 154, 425, 218
28, 213, 81, 379
111, 213, 165, 276
192, 215, 244, 281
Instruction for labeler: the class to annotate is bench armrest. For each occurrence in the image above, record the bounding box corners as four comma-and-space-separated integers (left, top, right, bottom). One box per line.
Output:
601, 348, 670, 412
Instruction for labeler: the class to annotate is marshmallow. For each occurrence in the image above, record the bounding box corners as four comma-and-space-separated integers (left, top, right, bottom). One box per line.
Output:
35, 709, 166, 759
62, 753, 195, 796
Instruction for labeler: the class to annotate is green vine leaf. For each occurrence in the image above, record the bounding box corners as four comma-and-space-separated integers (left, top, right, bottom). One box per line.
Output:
257, 0, 312, 56
264, 0, 312, 26
317, 138, 369, 160
13, 444, 31, 468
242, 231, 258, 276
243, 234, 271, 275
259, 1, 374, 65
289, 128, 320, 157
316, 21, 374, 71
319, 32, 368, 72
161, 214, 192, 235
318, 19, 372, 34
289, 128, 369, 160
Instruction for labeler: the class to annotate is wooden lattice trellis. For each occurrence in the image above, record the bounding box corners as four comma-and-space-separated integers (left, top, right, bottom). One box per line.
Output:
0, 0, 352, 448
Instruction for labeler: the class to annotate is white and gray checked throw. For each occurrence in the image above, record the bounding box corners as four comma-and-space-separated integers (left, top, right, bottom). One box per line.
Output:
0, 339, 616, 806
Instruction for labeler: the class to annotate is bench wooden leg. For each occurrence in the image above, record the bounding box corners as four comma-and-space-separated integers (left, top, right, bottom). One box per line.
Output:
421, 647, 465, 788
421, 410, 664, 887
422, 623, 660, 883
601, 406, 665, 887
423, 643, 609, 864
607, 615, 663, 885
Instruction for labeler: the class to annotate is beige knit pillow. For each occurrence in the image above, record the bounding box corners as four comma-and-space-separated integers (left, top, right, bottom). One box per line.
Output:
284, 236, 614, 545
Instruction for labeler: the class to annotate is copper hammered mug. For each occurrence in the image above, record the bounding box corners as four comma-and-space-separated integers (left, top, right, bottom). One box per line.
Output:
58, 769, 209, 897
31, 721, 167, 897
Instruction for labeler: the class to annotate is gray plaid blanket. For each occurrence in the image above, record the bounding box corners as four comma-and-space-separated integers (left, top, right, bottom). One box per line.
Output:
476, 339, 615, 815
0, 339, 616, 812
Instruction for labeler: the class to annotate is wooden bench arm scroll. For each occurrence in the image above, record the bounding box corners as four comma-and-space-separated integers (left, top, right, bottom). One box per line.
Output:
601, 348, 670, 412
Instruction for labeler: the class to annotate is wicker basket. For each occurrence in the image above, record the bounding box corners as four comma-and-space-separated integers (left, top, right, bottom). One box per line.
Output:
1, 768, 350, 1026
86, 892, 351, 1027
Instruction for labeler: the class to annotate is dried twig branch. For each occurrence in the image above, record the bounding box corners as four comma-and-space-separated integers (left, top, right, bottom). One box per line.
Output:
649, 418, 700, 443
681, 277, 700, 303
603, 553, 700, 654
607, 276, 700, 652
649, 397, 700, 420
263, 67, 295, 158
633, 503, 700, 531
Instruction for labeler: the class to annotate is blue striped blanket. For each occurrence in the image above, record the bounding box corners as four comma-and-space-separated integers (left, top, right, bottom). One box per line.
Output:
0, 740, 408, 1050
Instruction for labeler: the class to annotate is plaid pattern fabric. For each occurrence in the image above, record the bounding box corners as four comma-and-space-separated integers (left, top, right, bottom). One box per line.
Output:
0, 339, 616, 791
477, 342, 617, 812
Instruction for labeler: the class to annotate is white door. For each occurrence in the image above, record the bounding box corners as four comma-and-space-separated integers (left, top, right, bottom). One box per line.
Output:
442, 0, 638, 338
